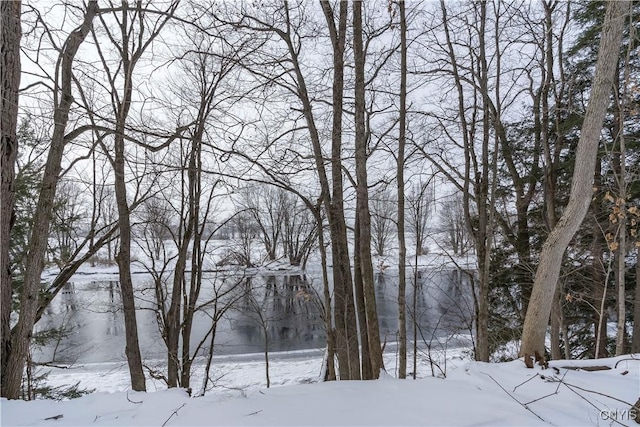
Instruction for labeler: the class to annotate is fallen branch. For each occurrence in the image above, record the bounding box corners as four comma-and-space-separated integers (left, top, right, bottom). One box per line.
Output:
560, 365, 611, 372
480, 372, 548, 424
162, 403, 186, 427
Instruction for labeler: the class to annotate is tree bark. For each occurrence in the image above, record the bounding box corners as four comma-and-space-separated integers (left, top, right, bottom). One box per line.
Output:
1, 0, 21, 398
520, 0, 629, 360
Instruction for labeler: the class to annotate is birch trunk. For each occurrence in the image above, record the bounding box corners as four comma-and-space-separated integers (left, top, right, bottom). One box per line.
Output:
520, 0, 629, 360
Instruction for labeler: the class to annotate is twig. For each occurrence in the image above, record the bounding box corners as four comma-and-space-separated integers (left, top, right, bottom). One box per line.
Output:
481, 372, 549, 424
512, 373, 541, 392
162, 403, 186, 427
525, 371, 569, 405
126, 391, 143, 404
550, 377, 633, 407
615, 357, 640, 369
523, 392, 559, 406
521, 370, 567, 405
44, 414, 63, 421
560, 382, 626, 427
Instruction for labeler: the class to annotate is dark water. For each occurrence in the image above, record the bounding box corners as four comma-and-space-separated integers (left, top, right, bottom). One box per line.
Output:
33, 268, 472, 364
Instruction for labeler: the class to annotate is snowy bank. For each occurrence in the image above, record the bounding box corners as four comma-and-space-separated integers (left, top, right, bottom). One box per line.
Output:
2, 355, 638, 426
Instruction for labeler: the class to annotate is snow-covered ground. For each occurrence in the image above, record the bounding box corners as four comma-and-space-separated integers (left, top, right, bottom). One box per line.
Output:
8, 253, 635, 425
2, 354, 638, 426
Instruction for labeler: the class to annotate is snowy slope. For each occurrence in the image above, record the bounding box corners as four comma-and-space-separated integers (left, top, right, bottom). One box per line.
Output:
2, 355, 638, 426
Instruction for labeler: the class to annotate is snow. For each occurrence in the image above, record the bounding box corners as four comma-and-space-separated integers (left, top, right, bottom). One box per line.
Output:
3, 355, 638, 426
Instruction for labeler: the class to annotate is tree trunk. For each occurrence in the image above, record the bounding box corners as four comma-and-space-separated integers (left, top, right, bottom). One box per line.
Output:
167, 146, 196, 387
112, 5, 146, 392
475, 0, 494, 363
3, 1, 98, 399
397, 0, 408, 380
593, 161, 608, 358
317, 211, 336, 381
631, 247, 640, 353
520, 0, 629, 360
319, 0, 360, 380
263, 324, 270, 388
550, 287, 563, 359
614, 65, 628, 356
546, 65, 562, 359
353, 0, 383, 379
0, 0, 21, 398
615, 207, 626, 356
114, 135, 146, 392
353, 215, 372, 379
181, 143, 203, 389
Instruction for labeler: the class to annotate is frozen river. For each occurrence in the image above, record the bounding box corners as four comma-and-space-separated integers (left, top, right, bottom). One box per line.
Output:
34, 268, 473, 365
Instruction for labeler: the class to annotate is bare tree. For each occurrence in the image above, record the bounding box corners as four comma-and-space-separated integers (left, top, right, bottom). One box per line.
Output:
51, 180, 86, 266
407, 180, 434, 257
239, 184, 286, 262
439, 194, 473, 256
139, 196, 172, 261
90, 0, 180, 391
370, 187, 396, 257
396, 0, 409, 380
281, 193, 318, 268
96, 185, 119, 263
520, 0, 629, 361
319, 0, 361, 379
